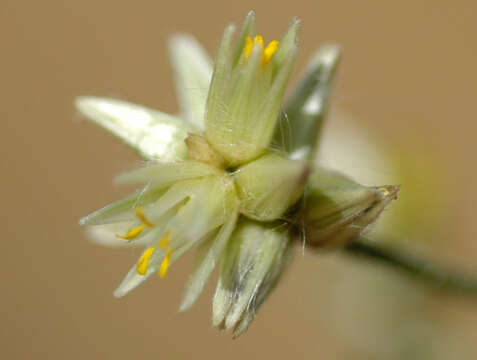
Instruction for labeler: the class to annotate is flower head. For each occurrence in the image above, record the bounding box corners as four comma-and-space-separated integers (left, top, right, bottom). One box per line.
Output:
77, 11, 397, 336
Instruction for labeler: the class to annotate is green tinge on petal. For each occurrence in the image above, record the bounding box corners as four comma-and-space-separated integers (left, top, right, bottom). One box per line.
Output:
212, 220, 294, 335
207, 46, 265, 165
169, 34, 213, 131
273, 44, 342, 161
115, 160, 221, 186
251, 45, 298, 153
234, 153, 307, 221
232, 10, 256, 66
79, 186, 167, 226
272, 18, 301, 75
179, 210, 239, 312
206, 46, 298, 166
76, 97, 191, 161
205, 24, 235, 136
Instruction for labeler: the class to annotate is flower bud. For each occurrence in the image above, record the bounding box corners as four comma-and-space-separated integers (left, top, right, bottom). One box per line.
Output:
213, 219, 294, 337
233, 153, 308, 221
205, 13, 300, 166
303, 168, 399, 248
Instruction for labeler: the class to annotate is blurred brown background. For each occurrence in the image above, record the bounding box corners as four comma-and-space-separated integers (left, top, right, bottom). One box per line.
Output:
2, 0, 477, 359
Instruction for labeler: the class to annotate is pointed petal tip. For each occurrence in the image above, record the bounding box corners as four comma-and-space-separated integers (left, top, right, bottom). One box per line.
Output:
313, 44, 343, 67
75, 96, 104, 111
113, 288, 126, 298
179, 287, 198, 312
168, 33, 202, 51
178, 303, 190, 313
74, 96, 93, 112
377, 184, 401, 200
289, 17, 302, 42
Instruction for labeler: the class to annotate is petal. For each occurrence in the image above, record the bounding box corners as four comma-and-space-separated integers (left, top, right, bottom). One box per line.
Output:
115, 160, 220, 186
113, 245, 166, 298
231, 10, 256, 66
113, 206, 181, 297
273, 44, 342, 162
76, 97, 191, 161
272, 18, 301, 74
79, 186, 167, 226
212, 221, 294, 332
169, 34, 213, 130
179, 210, 238, 312
85, 223, 151, 248
204, 24, 235, 139
86, 202, 179, 248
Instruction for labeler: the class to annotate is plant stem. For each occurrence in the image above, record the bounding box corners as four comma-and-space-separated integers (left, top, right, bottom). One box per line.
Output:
344, 238, 477, 298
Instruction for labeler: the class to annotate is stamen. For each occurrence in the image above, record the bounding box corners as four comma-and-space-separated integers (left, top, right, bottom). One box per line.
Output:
136, 247, 155, 275
158, 231, 171, 250
159, 249, 173, 278
116, 224, 145, 240
135, 207, 155, 227
242, 35, 279, 66
253, 35, 264, 49
263, 40, 280, 66
243, 36, 253, 60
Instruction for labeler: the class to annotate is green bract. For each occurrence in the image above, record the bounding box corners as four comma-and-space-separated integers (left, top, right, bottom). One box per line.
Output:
77, 11, 398, 337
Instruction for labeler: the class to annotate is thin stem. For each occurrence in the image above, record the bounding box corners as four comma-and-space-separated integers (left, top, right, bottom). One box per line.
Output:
344, 238, 477, 298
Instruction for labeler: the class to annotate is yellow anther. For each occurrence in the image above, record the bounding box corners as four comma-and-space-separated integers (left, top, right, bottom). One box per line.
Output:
253, 35, 264, 49
116, 224, 145, 240
242, 35, 278, 67
136, 247, 155, 275
135, 207, 155, 227
159, 249, 173, 278
158, 231, 171, 250
243, 36, 253, 60
262, 40, 280, 66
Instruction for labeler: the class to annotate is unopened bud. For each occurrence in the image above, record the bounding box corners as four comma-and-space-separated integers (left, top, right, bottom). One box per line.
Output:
204, 15, 300, 166
213, 219, 294, 337
303, 168, 399, 248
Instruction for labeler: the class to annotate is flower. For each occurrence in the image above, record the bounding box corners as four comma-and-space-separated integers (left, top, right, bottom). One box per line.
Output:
77, 11, 397, 336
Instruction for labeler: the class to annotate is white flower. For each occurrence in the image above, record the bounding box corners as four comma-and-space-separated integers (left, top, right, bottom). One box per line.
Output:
77, 11, 395, 336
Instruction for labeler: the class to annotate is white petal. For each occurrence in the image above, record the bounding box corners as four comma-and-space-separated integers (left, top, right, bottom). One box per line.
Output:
169, 34, 213, 131
86, 203, 179, 248
113, 245, 165, 298
115, 160, 220, 186
79, 186, 167, 226
76, 97, 191, 161
86, 223, 151, 248
179, 210, 238, 311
